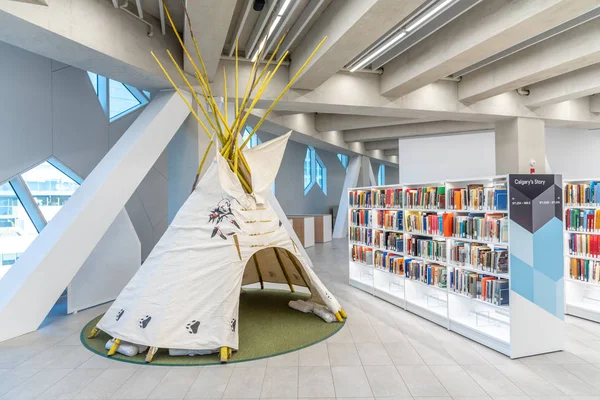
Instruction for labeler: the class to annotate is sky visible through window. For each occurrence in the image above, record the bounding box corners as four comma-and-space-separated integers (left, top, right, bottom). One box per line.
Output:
109, 79, 141, 119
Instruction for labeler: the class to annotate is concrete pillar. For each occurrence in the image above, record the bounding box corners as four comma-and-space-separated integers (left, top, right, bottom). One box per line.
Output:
495, 118, 546, 174
358, 155, 375, 186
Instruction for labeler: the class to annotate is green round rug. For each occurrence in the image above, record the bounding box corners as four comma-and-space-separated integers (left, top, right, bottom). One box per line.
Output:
81, 289, 345, 366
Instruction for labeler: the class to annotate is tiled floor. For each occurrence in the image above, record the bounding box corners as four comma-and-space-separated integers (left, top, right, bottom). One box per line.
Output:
2, 238, 600, 399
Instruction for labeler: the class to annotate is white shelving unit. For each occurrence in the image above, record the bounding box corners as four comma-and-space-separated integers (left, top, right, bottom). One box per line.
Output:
564, 179, 600, 323
348, 175, 565, 359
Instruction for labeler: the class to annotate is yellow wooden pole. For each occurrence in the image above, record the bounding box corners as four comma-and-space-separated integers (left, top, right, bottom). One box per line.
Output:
241, 36, 328, 150
164, 50, 222, 143
150, 52, 213, 141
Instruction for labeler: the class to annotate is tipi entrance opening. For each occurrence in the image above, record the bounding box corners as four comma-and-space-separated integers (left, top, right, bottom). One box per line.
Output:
241, 247, 312, 294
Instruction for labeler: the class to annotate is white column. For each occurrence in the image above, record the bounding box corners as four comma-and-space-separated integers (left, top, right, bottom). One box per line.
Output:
495, 118, 546, 174
0, 90, 191, 342
333, 156, 361, 238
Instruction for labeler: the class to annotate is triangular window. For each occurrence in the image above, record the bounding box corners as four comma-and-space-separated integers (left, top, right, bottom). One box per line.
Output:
109, 80, 142, 120
21, 161, 80, 223
87, 72, 98, 95
0, 182, 38, 278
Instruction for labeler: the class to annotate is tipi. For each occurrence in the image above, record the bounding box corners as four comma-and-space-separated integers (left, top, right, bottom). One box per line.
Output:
87, 2, 344, 363
89, 132, 345, 363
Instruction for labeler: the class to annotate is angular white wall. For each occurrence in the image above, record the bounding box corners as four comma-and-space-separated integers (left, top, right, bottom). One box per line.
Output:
68, 210, 141, 313
0, 90, 191, 341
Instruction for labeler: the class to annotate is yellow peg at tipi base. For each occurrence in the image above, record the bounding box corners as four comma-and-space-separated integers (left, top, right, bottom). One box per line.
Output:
154, 1, 327, 194
145, 347, 158, 363
88, 327, 100, 339
339, 309, 348, 319
107, 338, 121, 356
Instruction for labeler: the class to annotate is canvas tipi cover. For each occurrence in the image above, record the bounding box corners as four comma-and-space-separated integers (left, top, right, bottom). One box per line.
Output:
96, 133, 342, 352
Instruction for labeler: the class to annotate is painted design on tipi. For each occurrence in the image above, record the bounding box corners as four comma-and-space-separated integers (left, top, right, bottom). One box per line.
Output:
116, 309, 124, 321
139, 315, 151, 329
186, 320, 200, 334
208, 198, 239, 240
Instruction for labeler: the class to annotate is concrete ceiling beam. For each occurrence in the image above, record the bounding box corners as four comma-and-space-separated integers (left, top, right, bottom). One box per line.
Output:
524, 63, 600, 108
314, 114, 426, 132
364, 140, 398, 150
384, 149, 399, 157
380, 0, 599, 98
289, 0, 426, 90
343, 121, 494, 142
183, 0, 237, 82
0, 0, 182, 89
592, 94, 600, 113
213, 59, 600, 128
459, 18, 600, 104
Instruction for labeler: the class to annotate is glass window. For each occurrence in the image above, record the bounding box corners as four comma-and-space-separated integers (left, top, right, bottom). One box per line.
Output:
87, 72, 98, 95
109, 79, 142, 120
21, 162, 80, 223
337, 154, 348, 169
304, 147, 313, 191
378, 164, 385, 186
240, 126, 261, 148
0, 182, 38, 279
315, 153, 327, 195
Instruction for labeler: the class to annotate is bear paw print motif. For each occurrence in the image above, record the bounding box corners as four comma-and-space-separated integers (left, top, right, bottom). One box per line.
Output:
230, 318, 237, 332
115, 309, 124, 321
139, 315, 151, 329
186, 320, 200, 334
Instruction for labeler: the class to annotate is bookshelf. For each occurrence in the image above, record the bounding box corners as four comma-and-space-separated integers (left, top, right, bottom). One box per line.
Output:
564, 179, 600, 323
348, 175, 565, 358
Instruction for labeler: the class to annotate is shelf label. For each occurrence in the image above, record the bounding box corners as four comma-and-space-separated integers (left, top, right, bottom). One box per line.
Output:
508, 174, 564, 320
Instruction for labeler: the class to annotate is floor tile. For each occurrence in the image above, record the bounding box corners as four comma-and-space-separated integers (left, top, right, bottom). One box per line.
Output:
260, 367, 298, 398
2, 368, 72, 400
0, 368, 40, 396
396, 365, 448, 397
363, 365, 410, 397
462, 363, 524, 396
356, 343, 393, 366
429, 365, 487, 397
267, 351, 299, 367
36, 368, 104, 400
185, 366, 233, 399
298, 366, 335, 398
298, 342, 330, 366
111, 366, 169, 399
331, 366, 373, 398
148, 367, 201, 399
383, 342, 424, 366
72, 367, 136, 399
494, 363, 565, 396
327, 343, 361, 366
525, 363, 597, 396
223, 366, 266, 398
349, 325, 381, 344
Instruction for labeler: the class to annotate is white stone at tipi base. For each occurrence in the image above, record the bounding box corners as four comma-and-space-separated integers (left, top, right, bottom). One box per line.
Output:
96, 133, 343, 359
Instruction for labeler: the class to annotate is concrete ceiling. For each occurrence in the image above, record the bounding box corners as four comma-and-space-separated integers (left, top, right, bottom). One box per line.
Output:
3, 0, 600, 164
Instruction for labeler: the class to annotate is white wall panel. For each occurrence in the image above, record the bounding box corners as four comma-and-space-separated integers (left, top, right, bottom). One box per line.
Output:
68, 210, 140, 313
398, 131, 495, 183
52, 66, 109, 178
545, 127, 600, 179
0, 41, 52, 183
137, 167, 168, 227
125, 192, 156, 261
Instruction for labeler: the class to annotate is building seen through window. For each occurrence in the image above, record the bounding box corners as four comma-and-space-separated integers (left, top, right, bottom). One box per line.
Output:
0, 159, 81, 279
